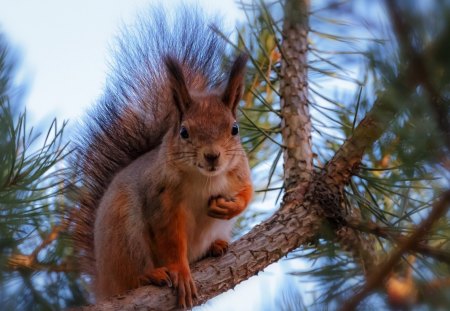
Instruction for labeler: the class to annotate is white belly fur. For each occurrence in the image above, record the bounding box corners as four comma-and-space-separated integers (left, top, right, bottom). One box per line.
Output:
182, 173, 235, 262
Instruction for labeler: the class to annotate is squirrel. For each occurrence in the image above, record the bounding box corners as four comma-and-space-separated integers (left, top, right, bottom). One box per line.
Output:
71, 7, 253, 309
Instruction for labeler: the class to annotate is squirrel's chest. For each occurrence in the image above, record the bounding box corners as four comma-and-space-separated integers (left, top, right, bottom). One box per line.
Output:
180, 171, 230, 208
180, 174, 235, 261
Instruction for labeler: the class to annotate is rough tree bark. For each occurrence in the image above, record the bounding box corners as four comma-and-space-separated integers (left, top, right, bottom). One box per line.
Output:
280, 0, 312, 201
79, 0, 447, 310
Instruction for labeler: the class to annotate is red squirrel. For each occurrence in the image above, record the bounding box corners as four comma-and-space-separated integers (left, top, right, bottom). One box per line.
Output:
71, 8, 253, 308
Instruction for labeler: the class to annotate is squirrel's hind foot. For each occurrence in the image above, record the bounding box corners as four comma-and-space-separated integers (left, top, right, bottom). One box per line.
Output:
139, 267, 173, 287
140, 265, 197, 309
208, 239, 229, 257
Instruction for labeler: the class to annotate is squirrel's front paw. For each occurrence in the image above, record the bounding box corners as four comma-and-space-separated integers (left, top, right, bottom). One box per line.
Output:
208, 196, 243, 220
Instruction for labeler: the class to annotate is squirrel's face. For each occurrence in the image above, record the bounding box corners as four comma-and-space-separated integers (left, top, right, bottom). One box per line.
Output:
168, 95, 244, 177
164, 54, 249, 177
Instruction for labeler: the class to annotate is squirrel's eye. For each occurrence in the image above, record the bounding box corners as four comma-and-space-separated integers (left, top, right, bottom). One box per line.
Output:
231, 122, 239, 136
180, 126, 189, 139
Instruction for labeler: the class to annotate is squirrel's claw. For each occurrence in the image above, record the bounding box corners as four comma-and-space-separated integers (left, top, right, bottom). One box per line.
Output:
140, 267, 173, 287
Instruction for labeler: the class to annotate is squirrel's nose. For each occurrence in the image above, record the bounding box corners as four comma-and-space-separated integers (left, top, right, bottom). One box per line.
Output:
204, 152, 220, 165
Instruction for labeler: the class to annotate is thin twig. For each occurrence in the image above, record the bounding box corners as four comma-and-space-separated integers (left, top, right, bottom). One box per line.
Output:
347, 219, 450, 264
340, 190, 450, 311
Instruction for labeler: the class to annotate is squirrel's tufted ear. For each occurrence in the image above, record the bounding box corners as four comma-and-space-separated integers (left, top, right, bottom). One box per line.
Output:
222, 53, 248, 116
164, 55, 192, 117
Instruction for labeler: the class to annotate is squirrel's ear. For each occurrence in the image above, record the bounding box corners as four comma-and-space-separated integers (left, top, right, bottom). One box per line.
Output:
164, 56, 191, 116
222, 53, 248, 116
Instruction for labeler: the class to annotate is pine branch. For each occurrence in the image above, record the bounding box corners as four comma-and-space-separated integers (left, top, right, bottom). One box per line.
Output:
7, 255, 75, 273
323, 11, 450, 187
280, 0, 313, 200
319, 1, 450, 279
340, 190, 450, 311
347, 219, 450, 264
7, 222, 72, 272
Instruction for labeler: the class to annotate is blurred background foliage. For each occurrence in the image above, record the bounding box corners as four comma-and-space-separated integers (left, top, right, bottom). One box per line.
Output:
0, 0, 449, 310
0, 36, 87, 309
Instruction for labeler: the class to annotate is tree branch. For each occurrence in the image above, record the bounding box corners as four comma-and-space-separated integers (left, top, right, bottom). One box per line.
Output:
280, 0, 313, 200
347, 219, 450, 264
321, 0, 450, 279
7, 223, 70, 272
322, 5, 450, 187
340, 190, 450, 311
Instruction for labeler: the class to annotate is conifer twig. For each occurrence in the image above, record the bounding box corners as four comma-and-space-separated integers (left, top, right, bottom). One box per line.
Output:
346, 219, 450, 264
340, 190, 450, 311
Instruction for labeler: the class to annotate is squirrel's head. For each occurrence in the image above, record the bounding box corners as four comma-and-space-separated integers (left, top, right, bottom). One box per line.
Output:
164, 54, 248, 177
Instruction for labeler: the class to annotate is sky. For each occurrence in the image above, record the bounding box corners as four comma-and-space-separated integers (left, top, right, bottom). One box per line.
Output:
0, 1, 296, 310
0, 0, 243, 125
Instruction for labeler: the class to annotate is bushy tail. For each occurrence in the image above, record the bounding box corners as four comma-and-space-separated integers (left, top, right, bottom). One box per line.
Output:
70, 7, 229, 275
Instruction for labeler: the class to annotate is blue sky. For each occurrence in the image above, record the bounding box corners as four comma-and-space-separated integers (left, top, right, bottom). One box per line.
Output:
0, 0, 243, 125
